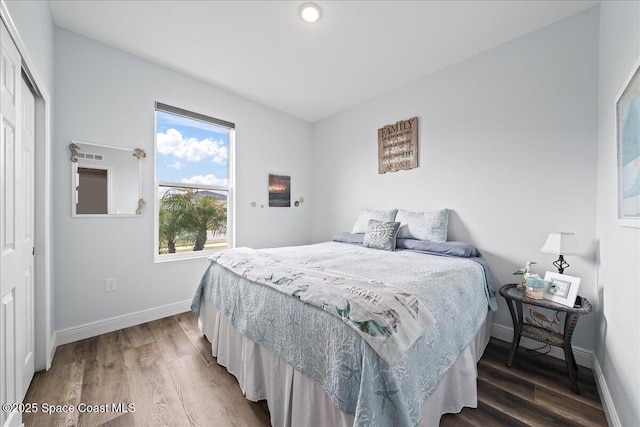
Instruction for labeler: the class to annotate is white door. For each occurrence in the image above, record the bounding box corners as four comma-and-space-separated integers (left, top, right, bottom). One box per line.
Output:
0, 19, 25, 427
19, 76, 36, 400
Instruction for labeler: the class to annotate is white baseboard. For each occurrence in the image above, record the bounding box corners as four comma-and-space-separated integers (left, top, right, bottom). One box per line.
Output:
490, 322, 592, 368
55, 299, 192, 346
592, 354, 621, 427
48, 332, 57, 370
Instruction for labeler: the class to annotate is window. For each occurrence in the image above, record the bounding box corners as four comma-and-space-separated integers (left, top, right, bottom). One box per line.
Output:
155, 102, 234, 259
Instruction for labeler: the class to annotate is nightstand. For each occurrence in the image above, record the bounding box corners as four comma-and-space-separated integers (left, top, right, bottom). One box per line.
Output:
498, 283, 593, 394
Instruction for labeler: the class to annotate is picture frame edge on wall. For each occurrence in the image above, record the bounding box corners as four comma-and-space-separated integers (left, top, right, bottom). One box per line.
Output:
615, 54, 640, 229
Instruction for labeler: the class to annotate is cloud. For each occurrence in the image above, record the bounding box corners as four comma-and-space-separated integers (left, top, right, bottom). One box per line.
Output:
157, 128, 227, 164
181, 174, 228, 187
167, 161, 184, 170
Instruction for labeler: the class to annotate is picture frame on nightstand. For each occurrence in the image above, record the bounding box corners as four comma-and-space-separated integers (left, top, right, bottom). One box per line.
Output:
543, 271, 581, 308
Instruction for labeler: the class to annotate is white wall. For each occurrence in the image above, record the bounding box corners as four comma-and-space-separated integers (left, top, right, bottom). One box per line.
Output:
54, 28, 313, 332
595, 2, 640, 426
3, 0, 54, 91
311, 9, 600, 353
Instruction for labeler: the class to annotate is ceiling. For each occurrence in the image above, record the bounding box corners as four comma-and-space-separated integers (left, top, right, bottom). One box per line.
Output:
49, 1, 598, 123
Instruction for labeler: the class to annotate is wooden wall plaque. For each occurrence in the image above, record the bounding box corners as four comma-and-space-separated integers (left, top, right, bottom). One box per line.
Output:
378, 116, 418, 174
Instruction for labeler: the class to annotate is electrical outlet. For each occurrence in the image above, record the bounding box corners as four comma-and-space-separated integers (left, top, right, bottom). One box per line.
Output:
105, 278, 117, 292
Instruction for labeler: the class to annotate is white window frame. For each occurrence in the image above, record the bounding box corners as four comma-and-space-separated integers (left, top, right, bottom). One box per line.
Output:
153, 102, 235, 262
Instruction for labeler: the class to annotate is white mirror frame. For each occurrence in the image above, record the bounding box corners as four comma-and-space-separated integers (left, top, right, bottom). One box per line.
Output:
70, 140, 145, 217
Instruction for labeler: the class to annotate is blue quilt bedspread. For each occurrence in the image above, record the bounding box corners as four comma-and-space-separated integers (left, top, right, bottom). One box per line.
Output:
191, 241, 497, 427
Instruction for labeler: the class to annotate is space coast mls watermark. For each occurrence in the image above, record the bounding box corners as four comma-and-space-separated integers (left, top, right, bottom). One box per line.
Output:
378, 116, 418, 174
1, 402, 136, 415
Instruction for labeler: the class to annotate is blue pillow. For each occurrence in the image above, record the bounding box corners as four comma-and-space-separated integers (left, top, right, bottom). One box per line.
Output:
332, 232, 364, 245
396, 239, 480, 258
363, 220, 400, 251
333, 233, 481, 258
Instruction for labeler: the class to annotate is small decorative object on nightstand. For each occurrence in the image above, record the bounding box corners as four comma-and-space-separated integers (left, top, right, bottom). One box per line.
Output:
524, 276, 545, 299
499, 283, 592, 394
513, 261, 539, 288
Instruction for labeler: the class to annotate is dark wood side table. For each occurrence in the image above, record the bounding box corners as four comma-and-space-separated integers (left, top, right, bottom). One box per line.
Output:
498, 283, 593, 394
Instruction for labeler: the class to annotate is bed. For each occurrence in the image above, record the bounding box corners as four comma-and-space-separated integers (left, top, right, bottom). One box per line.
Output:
191, 230, 498, 427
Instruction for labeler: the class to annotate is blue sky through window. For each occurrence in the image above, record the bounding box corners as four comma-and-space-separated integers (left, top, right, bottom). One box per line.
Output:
156, 111, 229, 186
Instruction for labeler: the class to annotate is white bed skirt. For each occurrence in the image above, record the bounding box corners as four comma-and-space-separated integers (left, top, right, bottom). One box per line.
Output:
199, 297, 492, 427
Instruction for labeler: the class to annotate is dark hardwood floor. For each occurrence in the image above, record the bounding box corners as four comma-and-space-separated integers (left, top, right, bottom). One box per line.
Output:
23, 312, 607, 426
441, 339, 607, 427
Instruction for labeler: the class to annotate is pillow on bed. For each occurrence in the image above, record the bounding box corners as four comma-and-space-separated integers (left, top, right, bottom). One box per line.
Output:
396, 239, 480, 257
351, 208, 398, 234
334, 233, 480, 257
395, 209, 449, 242
332, 232, 365, 245
363, 220, 401, 251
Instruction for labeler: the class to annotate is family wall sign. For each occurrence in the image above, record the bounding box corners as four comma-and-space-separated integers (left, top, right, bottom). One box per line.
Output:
377, 116, 418, 174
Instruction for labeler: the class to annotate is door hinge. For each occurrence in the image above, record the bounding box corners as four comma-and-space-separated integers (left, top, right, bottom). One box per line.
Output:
32, 247, 35, 256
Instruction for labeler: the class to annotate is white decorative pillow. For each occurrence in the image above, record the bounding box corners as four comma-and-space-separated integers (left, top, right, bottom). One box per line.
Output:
363, 220, 401, 251
351, 209, 398, 234
396, 209, 449, 242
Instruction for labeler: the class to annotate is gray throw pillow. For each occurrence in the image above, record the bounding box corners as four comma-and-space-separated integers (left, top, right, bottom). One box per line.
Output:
363, 220, 401, 251
351, 209, 398, 233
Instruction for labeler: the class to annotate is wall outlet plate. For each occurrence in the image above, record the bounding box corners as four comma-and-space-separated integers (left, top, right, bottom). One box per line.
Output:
105, 278, 117, 292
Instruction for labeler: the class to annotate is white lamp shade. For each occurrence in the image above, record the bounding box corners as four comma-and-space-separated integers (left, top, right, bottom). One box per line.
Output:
540, 232, 582, 255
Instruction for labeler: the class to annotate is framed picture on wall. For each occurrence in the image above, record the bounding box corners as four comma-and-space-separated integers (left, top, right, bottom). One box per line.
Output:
616, 56, 640, 228
268, 174, 291, 207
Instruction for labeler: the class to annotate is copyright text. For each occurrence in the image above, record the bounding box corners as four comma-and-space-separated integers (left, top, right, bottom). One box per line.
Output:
2, 402, 136, 414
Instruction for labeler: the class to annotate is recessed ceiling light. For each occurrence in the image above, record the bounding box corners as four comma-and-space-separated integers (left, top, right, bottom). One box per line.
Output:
299, 2, 322, 23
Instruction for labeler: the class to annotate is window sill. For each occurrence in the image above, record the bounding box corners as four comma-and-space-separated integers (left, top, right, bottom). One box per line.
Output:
154, 245, 228, 263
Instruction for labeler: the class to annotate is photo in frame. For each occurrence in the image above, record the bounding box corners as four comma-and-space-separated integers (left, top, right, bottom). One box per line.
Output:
543, 271, 581, 308
616, 56, 640, 228
268, 174, 291, 207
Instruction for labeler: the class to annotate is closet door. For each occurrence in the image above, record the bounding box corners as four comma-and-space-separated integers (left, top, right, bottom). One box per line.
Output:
0, 19, 24, 427
18, 75, 36, 401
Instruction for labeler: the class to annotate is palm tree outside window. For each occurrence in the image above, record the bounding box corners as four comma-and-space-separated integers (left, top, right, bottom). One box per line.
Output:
154, 103, 234, 259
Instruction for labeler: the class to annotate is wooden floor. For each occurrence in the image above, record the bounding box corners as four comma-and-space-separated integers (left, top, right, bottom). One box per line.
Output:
440, 339, 607, 427
23, 312, 607, 427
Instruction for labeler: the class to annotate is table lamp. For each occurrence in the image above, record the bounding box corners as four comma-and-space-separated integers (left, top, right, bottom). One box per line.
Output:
540, 232, 581, 274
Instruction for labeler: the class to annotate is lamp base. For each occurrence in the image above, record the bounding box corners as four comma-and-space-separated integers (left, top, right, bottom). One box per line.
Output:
553, 255, 569, 274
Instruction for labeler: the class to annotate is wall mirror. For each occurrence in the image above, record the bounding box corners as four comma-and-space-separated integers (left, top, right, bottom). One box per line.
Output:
70, 140, 145, 217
